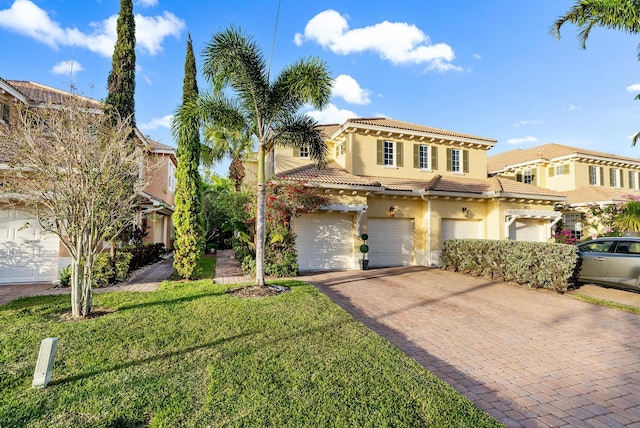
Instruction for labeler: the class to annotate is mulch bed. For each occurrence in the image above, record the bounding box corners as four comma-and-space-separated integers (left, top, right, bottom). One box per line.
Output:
228, 285, 289, 298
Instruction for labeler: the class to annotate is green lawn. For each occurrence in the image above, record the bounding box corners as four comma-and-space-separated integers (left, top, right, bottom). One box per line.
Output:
0, 259, 500, 427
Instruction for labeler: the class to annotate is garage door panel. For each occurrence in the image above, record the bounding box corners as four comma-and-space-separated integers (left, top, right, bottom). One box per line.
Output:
509, 220, 544, 242
294, 213, 354, 271
0, 210, 60, 284
367, 218, 414, 268
441, 219, 481, 243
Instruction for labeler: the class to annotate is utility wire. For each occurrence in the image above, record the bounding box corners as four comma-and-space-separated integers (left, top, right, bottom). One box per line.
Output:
267, 0, 282, 81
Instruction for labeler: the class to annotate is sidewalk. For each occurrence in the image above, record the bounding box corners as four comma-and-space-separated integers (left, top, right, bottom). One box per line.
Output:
213, 250, 252, 285
0, 255, 174, 306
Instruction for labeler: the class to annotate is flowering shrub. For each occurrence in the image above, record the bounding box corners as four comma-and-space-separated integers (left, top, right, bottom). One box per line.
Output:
553, 228, 580, 245
582, 194, 640, 239
236, 179, 331, 277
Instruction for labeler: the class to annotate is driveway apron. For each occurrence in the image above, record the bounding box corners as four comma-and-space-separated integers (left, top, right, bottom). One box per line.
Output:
304, 266, 640, 428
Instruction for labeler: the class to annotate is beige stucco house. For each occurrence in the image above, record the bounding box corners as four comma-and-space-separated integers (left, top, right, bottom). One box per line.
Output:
0, 78, 176, 284
246, 118, 566, 271
488, 143, 640, 239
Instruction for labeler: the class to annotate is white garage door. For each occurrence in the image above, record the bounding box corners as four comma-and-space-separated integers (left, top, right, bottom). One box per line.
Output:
441, 219, 481, 244
366, 218, 414, 268
293, 213, 354, 271
0, 210, 60, 284
509, 220, 544, 242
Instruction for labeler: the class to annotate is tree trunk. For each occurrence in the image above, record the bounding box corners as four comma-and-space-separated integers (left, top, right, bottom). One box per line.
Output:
70, 257, 82, 318
255, 144, 266, 286
82, 248, 93, 317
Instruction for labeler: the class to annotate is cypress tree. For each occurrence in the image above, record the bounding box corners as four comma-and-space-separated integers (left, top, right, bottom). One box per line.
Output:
105, 0, 136, 127
173, 33, 204, 279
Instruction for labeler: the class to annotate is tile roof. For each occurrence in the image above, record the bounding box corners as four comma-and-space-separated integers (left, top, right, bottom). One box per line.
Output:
6, 80, 102, 108
565, 186, 639, 204
488, 143, 640, 172
276, 162, 382, 187
335, 117, 498, 144
277, 162, 565, 199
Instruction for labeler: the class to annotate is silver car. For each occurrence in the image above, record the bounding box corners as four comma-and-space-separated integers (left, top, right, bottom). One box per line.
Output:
577, 237, 640, 291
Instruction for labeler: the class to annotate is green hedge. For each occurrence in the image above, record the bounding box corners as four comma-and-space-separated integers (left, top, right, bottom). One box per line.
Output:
92, 252, 134, 288
441, 239, 578, 292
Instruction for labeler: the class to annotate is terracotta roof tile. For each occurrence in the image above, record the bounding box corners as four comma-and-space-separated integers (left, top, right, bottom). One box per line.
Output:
277, 163, 565, 200
276, 162, 382, 187
6, 80, 101, 107
493, 177, 565, 197
338, 117, 497, 144
565, 186, 639, 204
488, 143, 640, 172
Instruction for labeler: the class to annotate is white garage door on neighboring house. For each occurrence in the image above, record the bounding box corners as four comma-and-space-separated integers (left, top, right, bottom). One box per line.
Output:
0, 209, 60, 284
293, 213, 354, 271
509, 220, 545, 242
441, 219, 482, 244
366, 218, 414, 268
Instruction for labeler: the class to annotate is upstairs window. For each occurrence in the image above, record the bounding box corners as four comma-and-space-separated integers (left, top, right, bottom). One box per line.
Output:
299, 145, 309, 158
383, 140, 394, 166
414, 144, 438, 170
336, 142, 346, 157
168, 161, 176, 192
376, 140, 403, 167
589, 165, 603, 186
610, 168, 622, 188
516, 168, 537, 185
293, 145, 310, 159
446, 148, 469, 174
0, 102, 9, 123
548, 164, 570, 177
630, 170, 639, 190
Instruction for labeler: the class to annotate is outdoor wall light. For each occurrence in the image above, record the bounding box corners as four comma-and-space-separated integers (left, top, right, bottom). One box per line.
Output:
388, 206, 396, 216
462, 207, 470, 218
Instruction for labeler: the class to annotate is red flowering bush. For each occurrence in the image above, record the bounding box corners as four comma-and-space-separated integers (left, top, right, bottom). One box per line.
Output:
236, 179, 331, 277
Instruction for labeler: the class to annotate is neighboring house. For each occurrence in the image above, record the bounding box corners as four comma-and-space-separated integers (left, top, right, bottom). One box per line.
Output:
0, 78, 176, 284
246, 117, 565, 271
488, 143, 640, 239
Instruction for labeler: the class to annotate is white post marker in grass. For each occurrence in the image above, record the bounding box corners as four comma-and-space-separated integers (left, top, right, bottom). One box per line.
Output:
32, 338, 58, 388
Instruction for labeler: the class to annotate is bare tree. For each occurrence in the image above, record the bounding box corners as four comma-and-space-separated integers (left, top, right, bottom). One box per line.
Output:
0, 98, 148, 318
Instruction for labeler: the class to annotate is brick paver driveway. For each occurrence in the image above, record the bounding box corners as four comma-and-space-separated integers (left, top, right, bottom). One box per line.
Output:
304, 266, 640, 428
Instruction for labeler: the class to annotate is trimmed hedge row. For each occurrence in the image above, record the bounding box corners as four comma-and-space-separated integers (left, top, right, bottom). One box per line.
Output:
441, 239, 578, 293
59, 243, 166, 288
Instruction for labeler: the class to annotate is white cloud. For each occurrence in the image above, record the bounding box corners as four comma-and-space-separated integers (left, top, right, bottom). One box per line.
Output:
626, 83, 640, 93
566, 105, 581, 111
51, 60, 84, 75
506, 136, 538, 145
139, 114, 173, 131
135, 12, 184, 55
513, 120, 543, 127
306, 103, 357, 125
332, 74, 371, 105
136, 0, 158, 7
0, 0, 184, 57
295, 9, 458, 70
473, 53, 481, 60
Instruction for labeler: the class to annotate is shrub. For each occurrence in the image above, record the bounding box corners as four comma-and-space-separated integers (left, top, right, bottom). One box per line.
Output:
59, 265, 71, 287
441, 239, 578, 292
91, 252, 136, 288
121, 243, 165, 270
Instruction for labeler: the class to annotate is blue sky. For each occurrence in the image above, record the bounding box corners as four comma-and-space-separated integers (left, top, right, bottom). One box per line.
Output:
1, 0, 639, 176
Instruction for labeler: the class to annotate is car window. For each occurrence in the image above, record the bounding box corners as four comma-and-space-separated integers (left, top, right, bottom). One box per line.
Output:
615, 241, 640, 255
578, 241, 614, 253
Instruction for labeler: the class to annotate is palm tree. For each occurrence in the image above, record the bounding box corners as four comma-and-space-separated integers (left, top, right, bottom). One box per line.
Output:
551, 0, 640, 143
201, 115, 255, 191
615, 199, 640, 233
175, 26, 332, 286
551, 0, 640, 50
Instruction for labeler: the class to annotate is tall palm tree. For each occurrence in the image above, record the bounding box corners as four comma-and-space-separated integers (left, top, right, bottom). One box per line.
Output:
552, 0, 640, 143
175, 26, 332, 286
201, 114, 255, 191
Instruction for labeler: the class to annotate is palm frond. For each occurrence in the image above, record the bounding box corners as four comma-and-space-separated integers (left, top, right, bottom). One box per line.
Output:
272, 114, 329, 167
202, 26, 270, 122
